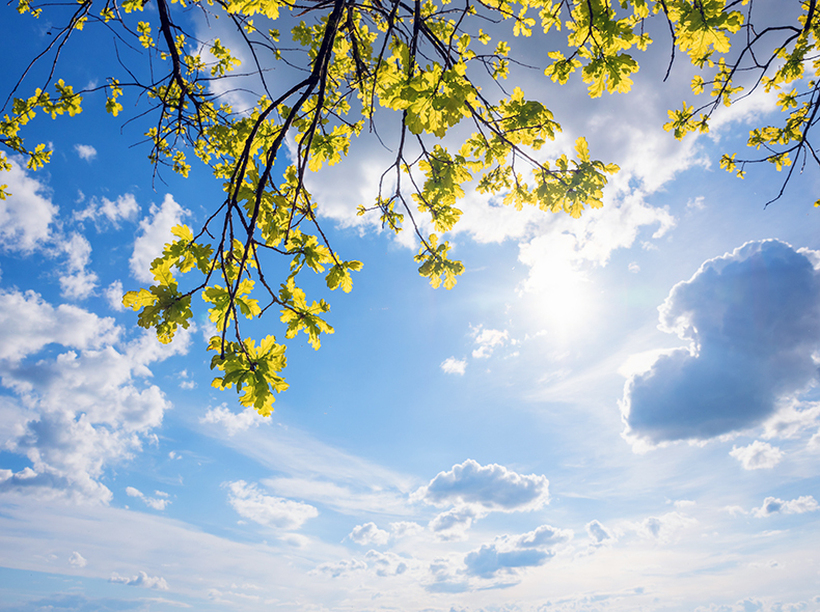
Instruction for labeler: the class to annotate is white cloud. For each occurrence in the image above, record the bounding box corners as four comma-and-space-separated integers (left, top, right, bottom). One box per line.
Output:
622, 240, 820, 446
752, 495, 819, 517
364, 550, 410, 577
347, 522, 390, 546
0, 289, 118, 361
471, 326, 508, 359
225, 480, 318, 530
762, 401, 820, 440
68, 551, 87, 568
75, 193, 140, 228
463, 524, 572, 578
628, 261, 640, 273
418, 459, 550, 512
74, 144, 97, 161
390, 521, 424, 539
58, 232, 98, 300
201, 405, 264, 435
109, 570, 169, 590
440, 356, 466, 375
314, 558, 367, 578
105, 280, 126, 311
0, 157, 58, 252
126, 486, 171, 511
130, 194, 188, 283
586, 520, 614, 545
0, 290, 191, 502
730, 441, 784, 470
633, 512, 697, 543
428, 506, 483, 541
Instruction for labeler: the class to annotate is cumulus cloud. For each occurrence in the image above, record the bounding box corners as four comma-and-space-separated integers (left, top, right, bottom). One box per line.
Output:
130, 194, 188, 283
314, 558, 367, 578
633, 512, 697, 543
752, 495, 819, 517
75, 193, 140, 228
74, 144, 97, 161
471, 326, 509, 358
621, 240, 820, 447
440, 356, 467, 375
586, 520, 614, 545
364, 550, 409, 577
225, 480, 318, 530
464, 524, 572, 578
109, 571, 169, 590
104, 280, 126, 312
347, 522, 390, 546
730, 441, 784, 470
0, 291, 190, 503
0, 289, 118, 361
68, 551, 87, 568
0, 157, 58, 252
428, 506, 483, 542
58, 232, 98, 300
201, 405, 265, 435
125, 486, 171, 511
418, 459, 550, 512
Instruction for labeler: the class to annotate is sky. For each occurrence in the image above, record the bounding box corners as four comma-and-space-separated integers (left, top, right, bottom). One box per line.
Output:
1, 2, 820, 612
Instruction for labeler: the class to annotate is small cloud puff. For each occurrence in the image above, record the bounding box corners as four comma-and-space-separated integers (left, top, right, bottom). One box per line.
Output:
633, 512, 696, 543
622, 240, 820, 447
225, 480, 318, 530
464, 524, 572, 578
586, 520, 614, 545
429, 506, 482, 542
347, 522, 390, 546
125, 486, 171, 511
201, 405, 263, 435
418, 459, 550, 512
471, 325, 508, 359
68, 551, 87, 568
440, 356, 466, 375
74, 144, 97, 161
752, 495, 818, 517
109, 571, 168, 590
75, 193, 139, 228
730, 441, 784, 470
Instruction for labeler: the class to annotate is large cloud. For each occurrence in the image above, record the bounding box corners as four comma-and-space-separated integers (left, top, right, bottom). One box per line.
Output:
621, 240, 820, 446
0, 291, 191, 503
418, 459, 550, 512
0, 158, 58, 252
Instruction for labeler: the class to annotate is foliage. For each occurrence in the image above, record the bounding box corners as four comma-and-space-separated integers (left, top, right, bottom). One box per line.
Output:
2, 0, 818, 411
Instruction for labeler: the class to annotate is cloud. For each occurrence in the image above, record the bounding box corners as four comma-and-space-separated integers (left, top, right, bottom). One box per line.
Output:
471, 326, 509, 358
75, 193, 140, 228
364, 550, 409, 577
74, 144, 97, 161
225, 480, 318, 530
752, 495, 819, 517
730, 441, 784, 470
428, 506, 483, 541
314, 558, 368, 578
58, 232, 98, 300
347, 522, 390, 546
633, 512, 697, 543
0, 289, 118, 361
464, 524, 572, 578
68, 551, 87, 568
130, 194, 188, 283
440, 356, 467, 375
621, 240, 820, 446
0, 292, 191, 502
125, 486, 171, 511
0, 157, 58, 252
586, 520, 613, 545
201, 405, 265, 436
105, 280, 126, 312
418, 459, 550, 512
109, 570, 169, 590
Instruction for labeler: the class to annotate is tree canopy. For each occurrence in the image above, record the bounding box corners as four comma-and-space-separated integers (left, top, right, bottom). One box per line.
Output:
2, 0, 818, 413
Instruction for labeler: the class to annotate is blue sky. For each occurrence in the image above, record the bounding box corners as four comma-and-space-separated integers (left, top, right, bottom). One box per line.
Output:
1, 2, 820, 611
